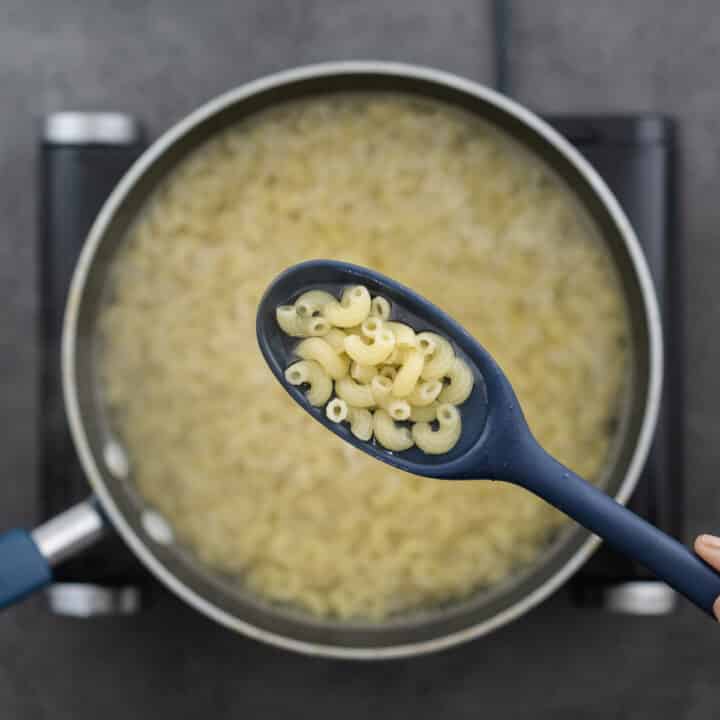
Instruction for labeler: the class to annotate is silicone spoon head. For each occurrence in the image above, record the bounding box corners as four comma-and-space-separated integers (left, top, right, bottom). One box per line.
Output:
257, 259, 530, 480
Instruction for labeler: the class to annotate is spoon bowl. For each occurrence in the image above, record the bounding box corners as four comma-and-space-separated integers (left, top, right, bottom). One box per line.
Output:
257, 259, 720, 617
256, 259, 516, 479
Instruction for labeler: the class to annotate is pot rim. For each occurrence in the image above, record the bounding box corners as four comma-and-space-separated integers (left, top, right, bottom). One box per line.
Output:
62, 60, 663, 659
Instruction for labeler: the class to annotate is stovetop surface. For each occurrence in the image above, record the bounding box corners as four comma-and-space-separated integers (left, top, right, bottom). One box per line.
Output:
5, 3, 720, 719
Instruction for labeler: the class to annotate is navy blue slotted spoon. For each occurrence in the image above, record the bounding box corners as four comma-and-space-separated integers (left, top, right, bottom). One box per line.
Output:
257, 259, 720, 618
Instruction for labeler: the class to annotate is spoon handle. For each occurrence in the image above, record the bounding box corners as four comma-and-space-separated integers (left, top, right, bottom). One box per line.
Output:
513, 444, 720, 617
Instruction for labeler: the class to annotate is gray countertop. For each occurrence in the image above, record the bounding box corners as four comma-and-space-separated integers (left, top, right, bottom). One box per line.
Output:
1, 1, 719, 717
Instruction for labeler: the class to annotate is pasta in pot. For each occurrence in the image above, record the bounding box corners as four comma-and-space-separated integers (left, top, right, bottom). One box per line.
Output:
99, 93, 629, 621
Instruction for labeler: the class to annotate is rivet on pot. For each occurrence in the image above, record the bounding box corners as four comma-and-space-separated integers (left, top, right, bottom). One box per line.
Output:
103, 441, 129, 479
141, 510, 174, 545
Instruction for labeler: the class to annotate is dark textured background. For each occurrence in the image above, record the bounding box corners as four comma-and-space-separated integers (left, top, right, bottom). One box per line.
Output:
1, 1, 718, 717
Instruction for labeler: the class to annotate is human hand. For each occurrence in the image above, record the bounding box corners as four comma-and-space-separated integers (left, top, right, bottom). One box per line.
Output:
694, 534, 720, 619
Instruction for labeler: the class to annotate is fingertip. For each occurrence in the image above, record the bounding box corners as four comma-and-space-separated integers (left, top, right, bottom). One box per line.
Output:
713, 596, 720, 622
695, 534, 720, 553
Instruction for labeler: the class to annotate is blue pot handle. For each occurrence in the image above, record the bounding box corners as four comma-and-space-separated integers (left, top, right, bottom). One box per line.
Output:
0, 500, 106, 611
511, 441, 720, 617
0, 530, 52, 608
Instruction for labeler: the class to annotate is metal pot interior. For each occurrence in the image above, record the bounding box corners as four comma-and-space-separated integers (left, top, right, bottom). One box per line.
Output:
65, 66, 658, 657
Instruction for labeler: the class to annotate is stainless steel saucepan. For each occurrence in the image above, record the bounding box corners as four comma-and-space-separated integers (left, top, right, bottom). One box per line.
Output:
0, 62, 662, 659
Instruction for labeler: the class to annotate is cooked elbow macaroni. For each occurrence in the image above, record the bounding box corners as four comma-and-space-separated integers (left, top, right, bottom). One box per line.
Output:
439, 357, 474, 405
361, 317, 383, 338
392, 349, 425, 398
370, 375, 393, 405
370, 295, 391, 321
284, 360, 333, 406
350, 361, 376, 384
417, 334, 437, 356
277, 286, 473, 455
385, 322, 417, 349
347, 407, 373, 441
323, 286, 372, 327
373, 410, 414, 451
295, 337, 350, 380
277, 305, 301, 335
409, 402, 440, 423
304, 317, 331, 337
295, 290, 336, 318
344, 330, 396, 366
412, 404, 462, 454
326, 398, 349, 423
276, 306, 331, 337
419, 333, 455, 379
385, 346, 405, 366
387, 399, 412, 421
335, 376, 376, 408
324, 328, 349, 354
408, 380, 443, 407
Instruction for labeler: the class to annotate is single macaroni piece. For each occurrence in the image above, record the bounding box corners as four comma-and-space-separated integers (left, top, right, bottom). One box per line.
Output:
284, 360, 333, 406
361, 316, 383, 338
302, 317, 331, 337
387, 399, 411, 421
417, 334, 436, 356
439, 356, 475, 405
335, 376, 376, 408
326, 398, 349, 423
385, 322, 417, 349
373, 410, 414, 451
392, 348, 425, 398
408, 379, 443, 407
369, 375, 410, 420
412, 403, 462, 454
344, 329, 395, 365
409, 402, 439, 423
295, 337, 350, 380
370, 375, 394, 405
323, 286, 372, 328
370, 295, 391, 320
276, 306, 331, 337
350, 361, 376, 384
419, 332, 455, 379
324, 328, 349, 354
276, 305, 300, 336
385, 347, 405, 366
294, 290, 336, 318
347, 407, 373, 441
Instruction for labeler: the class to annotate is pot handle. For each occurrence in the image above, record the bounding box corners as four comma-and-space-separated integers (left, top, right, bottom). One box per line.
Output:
0, 500, 106, 610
